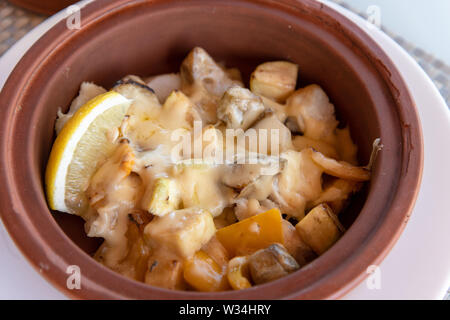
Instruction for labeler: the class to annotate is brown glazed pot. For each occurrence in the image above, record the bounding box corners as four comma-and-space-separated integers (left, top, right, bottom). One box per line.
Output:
0, 0, 423, 299
8, 0, 78, 15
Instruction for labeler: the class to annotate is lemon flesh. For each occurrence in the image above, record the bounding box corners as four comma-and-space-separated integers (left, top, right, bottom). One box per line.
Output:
45, 91, 131, 214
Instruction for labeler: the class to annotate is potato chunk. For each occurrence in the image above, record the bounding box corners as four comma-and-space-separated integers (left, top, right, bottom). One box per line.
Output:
143, 178, 181, 217
250, 61, 298, 103
217, 86, 265, 130
144, 208, 216, 258
295, 204, 345, 255
248, 243, 299, 285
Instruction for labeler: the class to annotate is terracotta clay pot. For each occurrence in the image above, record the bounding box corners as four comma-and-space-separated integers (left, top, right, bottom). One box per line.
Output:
8, 0, 78, 15
0, 0, 423, 299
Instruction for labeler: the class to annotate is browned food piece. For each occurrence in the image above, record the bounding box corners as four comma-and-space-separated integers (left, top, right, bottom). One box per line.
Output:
146, 73, 181, 103
310, 179, 362, 214
113, 78, 160, 111
180, 47, 242, 123
86, 143, 137, 209
201, 236, 230, 269
250, 61, 298, 103
222, 155, 282, 189
287, 84, 338, 144
248, 243, 300, 285
281, 219, 316, 266
306, 148, 371, 182
217, 86, 265, 130
213, 207, 238, 229
270, 149, 323, 219
292, 135, 339, 159
183, 251, 229, 292
145, 256, 186, 290
295, 204, 345, 255
180, 47, 241, 97
55, 82, 107, 134
144, 208, 216, 258
121, 219, 151, 281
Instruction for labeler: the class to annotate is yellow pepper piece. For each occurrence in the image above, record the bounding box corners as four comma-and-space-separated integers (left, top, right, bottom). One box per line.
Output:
183, 251, 229, 292
215, 208, 283, 256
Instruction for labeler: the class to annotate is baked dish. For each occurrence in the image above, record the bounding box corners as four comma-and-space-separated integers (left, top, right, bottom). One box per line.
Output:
45, 47, 376, 291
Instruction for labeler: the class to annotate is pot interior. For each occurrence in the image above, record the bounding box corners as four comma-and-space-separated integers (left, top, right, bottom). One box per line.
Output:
22, 0, 402, 295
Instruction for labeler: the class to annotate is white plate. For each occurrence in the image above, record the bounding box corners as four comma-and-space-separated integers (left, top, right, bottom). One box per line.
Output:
0, 0, 449, 300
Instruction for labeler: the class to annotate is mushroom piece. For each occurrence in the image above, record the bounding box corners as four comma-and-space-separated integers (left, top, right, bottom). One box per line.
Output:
217, 86, 265, 130
222, 154, 283, 189
248, 243, 300, 285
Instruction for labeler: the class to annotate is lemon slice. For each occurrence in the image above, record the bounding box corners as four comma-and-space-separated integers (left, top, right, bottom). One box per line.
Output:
45, 91, 131, 214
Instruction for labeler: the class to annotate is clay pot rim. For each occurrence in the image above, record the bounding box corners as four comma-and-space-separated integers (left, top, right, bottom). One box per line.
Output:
0, 0, 423, 299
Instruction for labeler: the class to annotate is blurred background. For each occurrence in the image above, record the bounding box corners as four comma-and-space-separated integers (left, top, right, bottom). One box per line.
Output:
1, 0, 448, 106
344, 0, 450, 64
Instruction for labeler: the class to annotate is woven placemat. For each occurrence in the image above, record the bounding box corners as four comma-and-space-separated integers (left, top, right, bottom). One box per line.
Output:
0, 0, 449, 299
